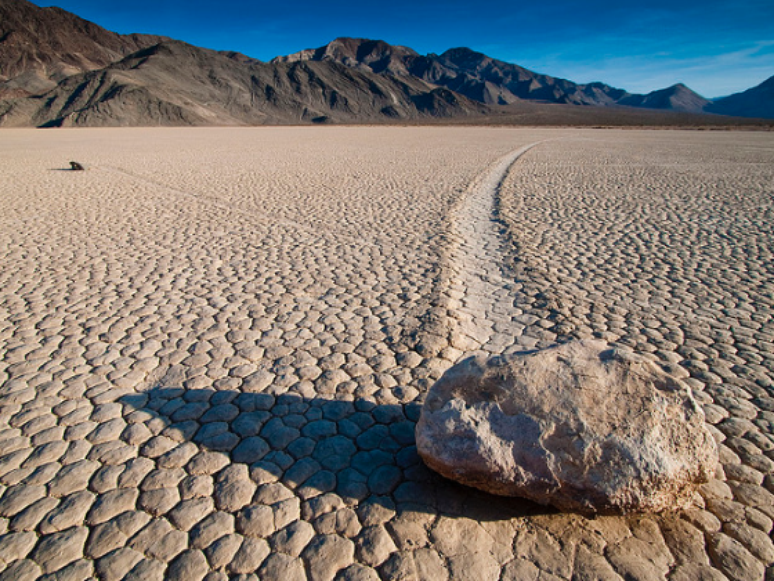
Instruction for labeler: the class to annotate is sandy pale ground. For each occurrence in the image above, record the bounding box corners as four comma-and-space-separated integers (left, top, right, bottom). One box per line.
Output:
0, 127, 773, 580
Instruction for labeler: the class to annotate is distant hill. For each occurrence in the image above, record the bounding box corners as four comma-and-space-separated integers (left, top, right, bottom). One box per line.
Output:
618, 83, 710, 113
707, 76, 774, 119
0, 1, 771, 126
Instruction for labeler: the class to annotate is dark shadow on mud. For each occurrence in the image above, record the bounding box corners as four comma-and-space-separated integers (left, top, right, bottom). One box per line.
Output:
120, 382, 554, 521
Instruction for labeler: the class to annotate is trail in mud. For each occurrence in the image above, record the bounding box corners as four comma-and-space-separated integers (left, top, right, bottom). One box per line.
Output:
443, 142, 550, 357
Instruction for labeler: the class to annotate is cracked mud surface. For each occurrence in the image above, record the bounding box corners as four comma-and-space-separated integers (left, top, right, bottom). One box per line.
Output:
0, 127, 773, 580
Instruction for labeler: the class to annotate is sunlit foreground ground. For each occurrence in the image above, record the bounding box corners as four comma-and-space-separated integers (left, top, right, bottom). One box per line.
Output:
1, 127, 773, 580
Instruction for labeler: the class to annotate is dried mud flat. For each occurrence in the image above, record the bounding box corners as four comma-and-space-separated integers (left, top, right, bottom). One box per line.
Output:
0, 126, 773, 581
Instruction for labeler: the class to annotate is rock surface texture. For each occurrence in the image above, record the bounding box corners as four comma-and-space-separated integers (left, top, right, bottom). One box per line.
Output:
417, 340, 719, 514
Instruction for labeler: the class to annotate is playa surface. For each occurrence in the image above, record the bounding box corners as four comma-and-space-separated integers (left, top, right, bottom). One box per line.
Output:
0, 126, 773, 580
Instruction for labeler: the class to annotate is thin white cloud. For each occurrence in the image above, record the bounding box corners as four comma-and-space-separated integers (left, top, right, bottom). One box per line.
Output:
509, 39, 774, 97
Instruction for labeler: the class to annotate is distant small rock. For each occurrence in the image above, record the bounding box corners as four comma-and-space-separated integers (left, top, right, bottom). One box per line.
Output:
416, 340, 718, 515
69, 161, 85, 171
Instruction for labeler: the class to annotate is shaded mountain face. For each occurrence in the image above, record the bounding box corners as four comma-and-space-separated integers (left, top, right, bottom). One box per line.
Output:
0, 40, 488, 127
0, 0, 165, 98
708, 76, 774, 119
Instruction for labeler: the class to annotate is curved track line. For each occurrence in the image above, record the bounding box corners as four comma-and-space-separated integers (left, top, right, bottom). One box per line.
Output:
446, 142, 545, 356
95, 164, 356, 242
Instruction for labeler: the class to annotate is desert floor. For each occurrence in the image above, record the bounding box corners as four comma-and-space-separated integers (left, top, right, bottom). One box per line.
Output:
0, 127, 773, 580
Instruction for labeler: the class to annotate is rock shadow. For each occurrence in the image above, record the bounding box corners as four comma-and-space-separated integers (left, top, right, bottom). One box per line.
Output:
119, 381, 551, 522
50, 162, 87, 171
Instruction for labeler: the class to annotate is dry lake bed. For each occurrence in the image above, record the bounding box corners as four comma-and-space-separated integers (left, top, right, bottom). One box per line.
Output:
1, 127, 773, 580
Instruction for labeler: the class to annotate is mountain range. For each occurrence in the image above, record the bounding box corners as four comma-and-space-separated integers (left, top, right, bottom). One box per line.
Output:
1, 0, 771, 127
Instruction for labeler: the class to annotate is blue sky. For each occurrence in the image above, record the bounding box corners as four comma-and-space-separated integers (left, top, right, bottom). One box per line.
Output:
35, 0, 774, 98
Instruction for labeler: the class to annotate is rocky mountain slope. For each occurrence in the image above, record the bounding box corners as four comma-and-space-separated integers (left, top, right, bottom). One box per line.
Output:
0, 0, 165, 99
275, 38, 631, 107
0, 38, 486, 127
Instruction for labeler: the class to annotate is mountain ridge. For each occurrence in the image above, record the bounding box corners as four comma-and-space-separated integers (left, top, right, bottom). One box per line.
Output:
1, 0, 771, 126
0, 37, 488, 127
279, 38, 720, 113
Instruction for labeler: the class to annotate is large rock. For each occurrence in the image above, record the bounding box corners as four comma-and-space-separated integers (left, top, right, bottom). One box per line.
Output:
415, 340, 717, 514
